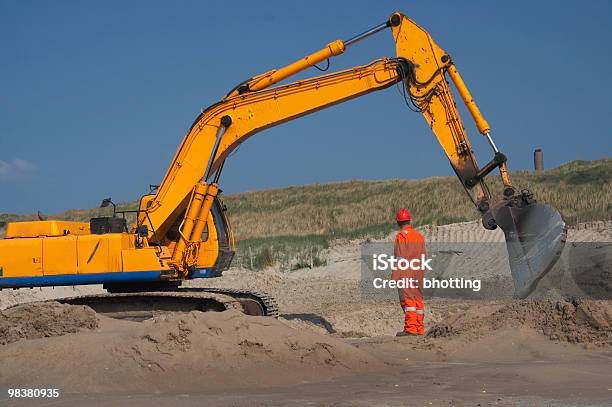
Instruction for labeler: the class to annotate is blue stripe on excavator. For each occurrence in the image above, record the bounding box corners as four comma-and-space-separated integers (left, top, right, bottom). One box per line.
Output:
0, 268, 216, 289
189, 268, 217, 278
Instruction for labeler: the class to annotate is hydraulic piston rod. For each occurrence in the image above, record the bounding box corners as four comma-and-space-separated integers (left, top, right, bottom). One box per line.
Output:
344, 22, 389, 46
245, 19, 394, 93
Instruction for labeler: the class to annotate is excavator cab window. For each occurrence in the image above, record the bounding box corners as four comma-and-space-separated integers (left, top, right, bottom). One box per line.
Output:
201, 222, 209, 242
197, 200, 228, 243
211, 199, 229, 244
211, 197, 234, 271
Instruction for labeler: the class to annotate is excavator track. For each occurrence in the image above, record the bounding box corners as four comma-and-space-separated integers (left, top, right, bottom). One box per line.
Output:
187, 287, 279, 318
44, 287, 279, 321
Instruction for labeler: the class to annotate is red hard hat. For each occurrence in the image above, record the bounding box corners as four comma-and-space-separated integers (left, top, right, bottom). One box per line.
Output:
396, 208, 411, 222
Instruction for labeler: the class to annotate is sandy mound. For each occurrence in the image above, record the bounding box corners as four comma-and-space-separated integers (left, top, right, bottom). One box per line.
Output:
0, 308, 381, 393
427, 299, 612, 347
0, 301, 98, 345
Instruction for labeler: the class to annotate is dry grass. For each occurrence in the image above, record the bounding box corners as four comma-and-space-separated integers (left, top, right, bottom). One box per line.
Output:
225, 158, 611, 241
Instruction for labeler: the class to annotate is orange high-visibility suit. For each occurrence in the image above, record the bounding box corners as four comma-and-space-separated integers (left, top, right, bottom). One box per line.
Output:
391, 225, 427, 335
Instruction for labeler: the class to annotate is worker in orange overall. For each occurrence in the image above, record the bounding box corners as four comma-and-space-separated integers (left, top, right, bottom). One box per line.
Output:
392, 208, 427, 336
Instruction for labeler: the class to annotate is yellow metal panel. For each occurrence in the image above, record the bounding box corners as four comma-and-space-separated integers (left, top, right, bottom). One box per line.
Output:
0, 238, 43, 278
43, 236, 77, 275
77, 235, 109, 274
5, 221, 90, 238
106, 234, 125, 273
122, 248, 169, 272
76, 234, 124, 274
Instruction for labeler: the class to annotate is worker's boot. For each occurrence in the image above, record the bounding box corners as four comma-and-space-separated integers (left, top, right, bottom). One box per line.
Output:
396, 330, 419, 337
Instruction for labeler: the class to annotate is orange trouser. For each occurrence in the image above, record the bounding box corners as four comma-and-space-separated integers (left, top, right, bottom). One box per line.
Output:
400, 298, 424, 335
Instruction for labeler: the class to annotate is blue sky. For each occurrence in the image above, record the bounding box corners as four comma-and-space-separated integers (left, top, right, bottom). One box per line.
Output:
1, 0, 610, 214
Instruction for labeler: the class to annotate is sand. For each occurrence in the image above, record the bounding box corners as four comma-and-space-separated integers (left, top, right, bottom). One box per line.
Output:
1, 221, 611, 405
0, 307, 379, 393
427, 298, 612, 346
0, 301, 98, 345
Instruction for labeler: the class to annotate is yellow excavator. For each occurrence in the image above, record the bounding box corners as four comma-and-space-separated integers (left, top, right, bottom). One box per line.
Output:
0, 12, 566, 316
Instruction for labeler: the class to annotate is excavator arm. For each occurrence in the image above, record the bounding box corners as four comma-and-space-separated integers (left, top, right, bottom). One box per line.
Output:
134, 12, 566, 297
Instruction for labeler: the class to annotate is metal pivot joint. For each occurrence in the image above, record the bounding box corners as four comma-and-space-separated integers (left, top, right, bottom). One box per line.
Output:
220, 115, 232, 128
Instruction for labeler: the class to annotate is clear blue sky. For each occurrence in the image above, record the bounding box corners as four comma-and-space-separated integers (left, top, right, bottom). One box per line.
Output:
1, 0, 610, 214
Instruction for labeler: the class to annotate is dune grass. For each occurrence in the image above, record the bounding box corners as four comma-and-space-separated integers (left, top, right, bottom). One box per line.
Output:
227, 158, 611, 239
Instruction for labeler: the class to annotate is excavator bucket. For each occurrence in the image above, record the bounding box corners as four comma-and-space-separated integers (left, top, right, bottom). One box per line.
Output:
488, 200, 567, 298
